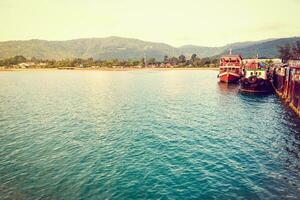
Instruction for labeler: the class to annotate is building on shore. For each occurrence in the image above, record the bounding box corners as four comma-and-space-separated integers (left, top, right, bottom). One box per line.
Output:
243, 58, 282, 65
18, 62, 36, 68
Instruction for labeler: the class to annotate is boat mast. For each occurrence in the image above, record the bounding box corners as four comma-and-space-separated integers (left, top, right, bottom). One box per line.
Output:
256, 53, 259, 69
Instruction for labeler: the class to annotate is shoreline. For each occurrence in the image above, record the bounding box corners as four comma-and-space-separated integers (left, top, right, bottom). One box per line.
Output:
0, 67, 219, 72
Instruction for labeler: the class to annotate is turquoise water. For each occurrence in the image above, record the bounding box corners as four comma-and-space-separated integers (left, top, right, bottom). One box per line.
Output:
0, 70, 300, 199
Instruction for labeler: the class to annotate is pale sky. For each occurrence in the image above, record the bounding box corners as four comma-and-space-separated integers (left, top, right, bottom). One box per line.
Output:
0, 0, 299, 47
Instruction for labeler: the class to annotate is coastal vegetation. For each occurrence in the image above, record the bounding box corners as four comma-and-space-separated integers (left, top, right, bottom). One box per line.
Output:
1, 40, 299, 69
278, 41, 300, 63
0, 54, 219, 69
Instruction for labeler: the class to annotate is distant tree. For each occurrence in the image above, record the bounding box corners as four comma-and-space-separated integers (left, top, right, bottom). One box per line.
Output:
264, 59, 274, 67
192, 57, 212, 67
122, 59, 140, 67
111, 59, 120, 66
147, 58, 156, 65
169, 57, 179, 65
95, 59, 104, 67
201, 57, 211, 66
291, 41, 300, 59
70, 58, 84, 67
210, 58, 219, 67
12, 55, 27, 65
189, 54, 197, 66
31, 56, 38, 63
85, 57, 94, 67
278, 44, 292, 63
141, 57, 146, 67
49, 60, 56, 66
1, 55, 27, 66
178, 54, 186, 64
124, 60, 131, 67
193, 58, 201, 67
191, 54, 197, 62
132, 60, 140, 66
163, 55, 169, 64
103, 60, 113, 67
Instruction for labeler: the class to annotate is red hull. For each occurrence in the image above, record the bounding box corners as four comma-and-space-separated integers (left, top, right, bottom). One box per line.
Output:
219, 72, 240, 83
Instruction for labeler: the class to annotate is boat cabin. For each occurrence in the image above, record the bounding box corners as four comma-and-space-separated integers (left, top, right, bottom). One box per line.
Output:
273, 63, 287, 76
244, 60, 268, 79
220, 55, 243, 67
288, 60, 300, 81
286, 60, 300, 115
219, 55, 243, 73
245, 69, 267, 79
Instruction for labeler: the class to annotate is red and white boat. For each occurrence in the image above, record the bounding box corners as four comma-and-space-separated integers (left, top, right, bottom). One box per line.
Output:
218, 52, 243, 83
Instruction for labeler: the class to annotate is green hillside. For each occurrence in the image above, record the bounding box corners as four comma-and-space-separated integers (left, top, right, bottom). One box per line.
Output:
0, 36, 299, 60
0, 37, 180, 60
219, 37, 300, 58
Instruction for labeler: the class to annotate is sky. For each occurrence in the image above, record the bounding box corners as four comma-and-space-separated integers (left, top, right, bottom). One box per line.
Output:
0, 0, 299, 47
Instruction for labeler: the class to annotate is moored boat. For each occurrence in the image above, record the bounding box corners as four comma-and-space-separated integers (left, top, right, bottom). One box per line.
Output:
272, 60, 300, 116
218, 53, 243, 83
239, 60, 273, 93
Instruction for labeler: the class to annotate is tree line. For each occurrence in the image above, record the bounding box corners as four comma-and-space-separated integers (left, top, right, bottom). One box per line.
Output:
1, 41, 300, 68
0, 54, 219, 68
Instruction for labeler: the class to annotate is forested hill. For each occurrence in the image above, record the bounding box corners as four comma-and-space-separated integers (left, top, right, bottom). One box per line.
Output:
216, 37, 300, 58
0, 36, 299, 60
0, 37, 179, 60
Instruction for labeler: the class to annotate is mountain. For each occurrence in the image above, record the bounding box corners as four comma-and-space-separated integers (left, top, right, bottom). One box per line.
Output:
0, 36, 299, 60
178, 45, 223, 58
0, 37, 180, 60
217, 37, 300, 58
178, 38, 276, 58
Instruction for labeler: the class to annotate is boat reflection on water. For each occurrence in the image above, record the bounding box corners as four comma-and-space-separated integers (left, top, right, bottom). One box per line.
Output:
217, 82, 239, 95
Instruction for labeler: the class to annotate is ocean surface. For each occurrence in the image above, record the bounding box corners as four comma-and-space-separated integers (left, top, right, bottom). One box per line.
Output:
0, 70, 300, 199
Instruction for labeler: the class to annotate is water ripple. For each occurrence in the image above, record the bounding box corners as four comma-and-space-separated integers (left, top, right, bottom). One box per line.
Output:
1, 70, 300, 199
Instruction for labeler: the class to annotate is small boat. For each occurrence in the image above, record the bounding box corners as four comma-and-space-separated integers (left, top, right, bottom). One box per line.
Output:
239, 60, 273, 93
218, 51, 243, 83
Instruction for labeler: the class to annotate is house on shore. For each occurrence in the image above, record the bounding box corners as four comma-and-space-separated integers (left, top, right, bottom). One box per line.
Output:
18, 62, 35, 68
243, 58, 282, 65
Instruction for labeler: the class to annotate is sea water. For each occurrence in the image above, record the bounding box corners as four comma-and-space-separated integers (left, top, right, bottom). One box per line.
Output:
0, 70, 300, 199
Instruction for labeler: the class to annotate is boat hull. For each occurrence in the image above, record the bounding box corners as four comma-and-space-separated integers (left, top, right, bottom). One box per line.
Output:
219, 72, 240, 83
239, 77, 273, 93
